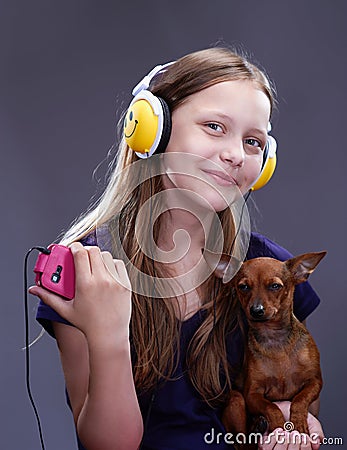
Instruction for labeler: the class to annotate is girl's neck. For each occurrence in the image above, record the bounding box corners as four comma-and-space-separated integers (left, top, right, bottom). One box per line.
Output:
158, 175, 216, 254
156, 188, 216, 318
158, 208, 214, 254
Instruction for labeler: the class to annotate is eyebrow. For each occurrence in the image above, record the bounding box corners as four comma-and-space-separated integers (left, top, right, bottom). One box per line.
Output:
205, 111, 233, 122
247, 128, 268, 141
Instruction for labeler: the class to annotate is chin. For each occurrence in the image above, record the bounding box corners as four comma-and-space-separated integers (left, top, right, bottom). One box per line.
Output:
162, 173, 244, 213
196, 191, 233, 213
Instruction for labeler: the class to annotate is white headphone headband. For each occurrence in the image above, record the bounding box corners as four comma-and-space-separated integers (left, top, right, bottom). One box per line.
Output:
132, 61, 175, 97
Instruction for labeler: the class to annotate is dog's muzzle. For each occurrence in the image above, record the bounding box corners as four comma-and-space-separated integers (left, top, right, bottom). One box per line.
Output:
250, 304, 266, 320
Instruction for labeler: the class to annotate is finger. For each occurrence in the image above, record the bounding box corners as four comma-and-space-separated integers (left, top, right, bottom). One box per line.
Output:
113, 259, 132, 290
286, 431, 302, 450
101, 251, 118, 277
310, 438, 321, 450
273, 429, 289, 450
308, 421, 324, 440
259, 428, 282, 450
287, 431, 307, 450
287, 441, 299, 450
309, 432, 322, 450
69, 242, 92, 283
296, 433, 311, 450
83, 245, 107, 277
265, 428, 287, 450
28, 285, 72, 322
307, 413, 324, 447
258, 439, 275, 450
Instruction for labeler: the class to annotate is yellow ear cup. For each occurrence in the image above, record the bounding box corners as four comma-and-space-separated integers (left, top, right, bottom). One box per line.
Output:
124, 98, 159, 154
251, 152, 277, 191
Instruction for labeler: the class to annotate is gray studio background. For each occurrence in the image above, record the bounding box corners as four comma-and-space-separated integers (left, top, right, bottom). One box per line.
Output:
1, 1, 346, 449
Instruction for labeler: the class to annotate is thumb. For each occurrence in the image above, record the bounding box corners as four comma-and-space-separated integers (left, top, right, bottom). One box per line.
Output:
29, 285, 72, 322
307, 413, 324, 449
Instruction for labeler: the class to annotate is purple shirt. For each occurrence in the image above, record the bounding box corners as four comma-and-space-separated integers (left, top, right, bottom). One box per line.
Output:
36, 232, 321, 450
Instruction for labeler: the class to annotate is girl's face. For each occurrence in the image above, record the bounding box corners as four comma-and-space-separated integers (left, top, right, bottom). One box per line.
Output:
162, 80, 271, 212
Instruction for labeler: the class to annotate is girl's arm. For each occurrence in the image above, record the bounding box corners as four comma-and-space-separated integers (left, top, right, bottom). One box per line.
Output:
53, 322, 142, 450
29, 243, 143, 450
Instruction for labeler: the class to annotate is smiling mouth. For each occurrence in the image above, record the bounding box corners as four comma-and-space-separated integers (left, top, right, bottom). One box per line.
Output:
124, 119, 138, 138
202, 169, 238, 186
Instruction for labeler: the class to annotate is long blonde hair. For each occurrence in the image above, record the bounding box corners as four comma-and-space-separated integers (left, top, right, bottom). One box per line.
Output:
60, 47, 275, 406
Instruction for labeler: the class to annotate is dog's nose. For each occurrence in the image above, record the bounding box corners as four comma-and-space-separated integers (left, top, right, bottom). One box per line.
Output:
250, 304, 265, 319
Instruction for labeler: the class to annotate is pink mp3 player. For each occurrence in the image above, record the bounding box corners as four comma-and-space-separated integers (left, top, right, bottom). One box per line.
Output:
34, 244, 75, 300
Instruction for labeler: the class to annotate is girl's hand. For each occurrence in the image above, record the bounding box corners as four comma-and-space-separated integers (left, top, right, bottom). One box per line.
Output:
29, 242, 132, 341
258, 401, 324, 450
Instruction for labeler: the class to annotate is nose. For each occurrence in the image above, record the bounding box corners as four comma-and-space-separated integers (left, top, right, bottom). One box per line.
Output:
220, 139, 245, 168
250, 304, 265, 319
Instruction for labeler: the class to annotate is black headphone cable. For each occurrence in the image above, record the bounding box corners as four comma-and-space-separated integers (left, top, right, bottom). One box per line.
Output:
24, 246, 51, 450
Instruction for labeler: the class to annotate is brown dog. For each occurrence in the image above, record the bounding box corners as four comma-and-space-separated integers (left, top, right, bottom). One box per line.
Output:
204, 250, 326, 437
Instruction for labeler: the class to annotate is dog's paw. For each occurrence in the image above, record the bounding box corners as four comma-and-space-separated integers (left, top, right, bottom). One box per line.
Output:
290, 415, 309, 435
250, 415, 268, 434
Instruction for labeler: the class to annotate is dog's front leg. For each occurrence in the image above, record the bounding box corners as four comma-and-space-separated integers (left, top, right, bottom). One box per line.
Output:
245, 389, 285, 432
290, 378, 322, 435
222, 390, 247, 434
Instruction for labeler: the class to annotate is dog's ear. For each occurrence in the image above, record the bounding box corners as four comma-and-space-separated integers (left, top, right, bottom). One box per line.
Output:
286, 251, 327, 284
201, 248, 242, 283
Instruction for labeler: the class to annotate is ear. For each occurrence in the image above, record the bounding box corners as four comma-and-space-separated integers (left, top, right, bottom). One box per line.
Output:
201, 248, 242, 283
285, 251, 327, 284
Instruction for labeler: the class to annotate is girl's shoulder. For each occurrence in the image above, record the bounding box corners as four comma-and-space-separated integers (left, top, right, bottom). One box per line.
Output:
247, 232, 295, 261
80, 229, 98, 246
80, 224, 114, 252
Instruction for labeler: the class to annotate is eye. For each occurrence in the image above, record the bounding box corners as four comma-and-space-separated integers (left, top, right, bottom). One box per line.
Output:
268, 283, 283, 291
124, 117, 127, 127
238, 283, 251, 292
129, 111, 133, 121
244, 138, 262, 149
206, 123, 223, 133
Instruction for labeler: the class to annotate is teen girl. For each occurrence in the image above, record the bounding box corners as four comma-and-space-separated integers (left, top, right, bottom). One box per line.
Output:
30, 47, 324, 450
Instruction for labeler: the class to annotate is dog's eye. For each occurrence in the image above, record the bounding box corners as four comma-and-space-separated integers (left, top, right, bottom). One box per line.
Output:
238, 283, 251, 292
268, 283, 283, 291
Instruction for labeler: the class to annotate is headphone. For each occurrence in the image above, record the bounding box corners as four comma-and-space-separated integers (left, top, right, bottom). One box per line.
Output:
123, 62, 277, 191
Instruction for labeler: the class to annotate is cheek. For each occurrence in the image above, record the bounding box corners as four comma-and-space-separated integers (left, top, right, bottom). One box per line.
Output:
165, 114, 191, 153
243, 155, 263, 185
165, 127, 207, 157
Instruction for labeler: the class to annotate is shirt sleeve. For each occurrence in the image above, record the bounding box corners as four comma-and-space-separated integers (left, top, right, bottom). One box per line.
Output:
246, 233, 321, 322
35, 230, 97, 338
